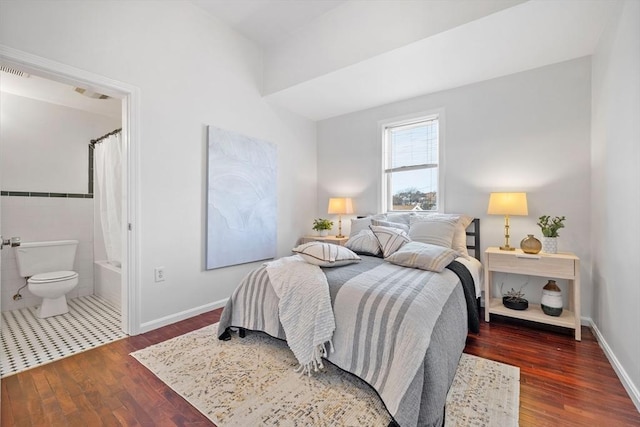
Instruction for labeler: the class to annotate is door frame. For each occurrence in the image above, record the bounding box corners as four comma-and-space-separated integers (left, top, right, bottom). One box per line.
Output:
0, 44, 141, 335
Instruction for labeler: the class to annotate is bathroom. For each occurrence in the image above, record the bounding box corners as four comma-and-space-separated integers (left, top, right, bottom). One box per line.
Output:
0, 69, 127, 376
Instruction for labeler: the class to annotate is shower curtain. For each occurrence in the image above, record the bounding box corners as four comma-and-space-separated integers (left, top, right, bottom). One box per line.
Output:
94, 133, 122, 267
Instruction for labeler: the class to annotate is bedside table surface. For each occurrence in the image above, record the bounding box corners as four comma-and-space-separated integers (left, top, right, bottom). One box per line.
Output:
485, 247, 578, 260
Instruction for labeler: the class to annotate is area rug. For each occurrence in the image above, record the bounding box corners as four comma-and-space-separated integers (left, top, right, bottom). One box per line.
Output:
131, 324, 519, 426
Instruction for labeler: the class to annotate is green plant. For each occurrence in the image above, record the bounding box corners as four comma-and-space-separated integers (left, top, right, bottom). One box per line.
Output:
537, 215, 566, 237
312, 218, 333, 231
501, 283, 528, 302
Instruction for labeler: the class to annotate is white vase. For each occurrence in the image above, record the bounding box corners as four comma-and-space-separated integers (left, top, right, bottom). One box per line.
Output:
319, 230, 329, 237
542, 237, 557, 254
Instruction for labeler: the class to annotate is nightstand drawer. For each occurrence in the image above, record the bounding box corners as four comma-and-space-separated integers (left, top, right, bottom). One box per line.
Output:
488, 252, 575, 277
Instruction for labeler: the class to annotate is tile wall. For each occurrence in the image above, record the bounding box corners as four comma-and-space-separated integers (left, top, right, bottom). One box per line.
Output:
1, 195, 94, 311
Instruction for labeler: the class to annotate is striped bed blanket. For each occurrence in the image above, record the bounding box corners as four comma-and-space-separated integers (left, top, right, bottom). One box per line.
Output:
218, 255, 477, 427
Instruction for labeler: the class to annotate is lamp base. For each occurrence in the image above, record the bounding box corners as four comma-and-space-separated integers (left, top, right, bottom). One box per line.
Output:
499, 245, 516, 251
336, 234, 345, 238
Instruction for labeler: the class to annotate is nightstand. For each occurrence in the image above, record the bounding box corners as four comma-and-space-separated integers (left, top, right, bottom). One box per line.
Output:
301, 235, 349, 246
484, 247, 581, 340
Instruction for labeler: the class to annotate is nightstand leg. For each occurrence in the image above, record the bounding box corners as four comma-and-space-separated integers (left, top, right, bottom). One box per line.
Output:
484, 266, 492, 322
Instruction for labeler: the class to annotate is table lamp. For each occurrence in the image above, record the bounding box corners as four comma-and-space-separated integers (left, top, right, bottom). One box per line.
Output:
327, 197, 353, 238
487, 192, 528, 251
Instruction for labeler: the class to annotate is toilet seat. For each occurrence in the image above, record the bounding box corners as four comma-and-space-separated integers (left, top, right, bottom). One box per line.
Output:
29, 271, 78, 283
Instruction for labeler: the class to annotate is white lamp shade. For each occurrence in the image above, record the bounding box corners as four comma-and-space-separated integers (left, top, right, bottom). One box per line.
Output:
327, 197, 354, 215
487, 192, 528, 216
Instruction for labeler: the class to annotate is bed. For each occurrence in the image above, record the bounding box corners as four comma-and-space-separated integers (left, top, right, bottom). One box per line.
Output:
218, 214, 482, 427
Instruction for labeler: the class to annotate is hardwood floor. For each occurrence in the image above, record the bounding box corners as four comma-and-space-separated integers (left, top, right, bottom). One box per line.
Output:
2, 308, 639, 426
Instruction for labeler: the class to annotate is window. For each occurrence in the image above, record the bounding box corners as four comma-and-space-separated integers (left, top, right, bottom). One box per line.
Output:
382, 114, 441, 212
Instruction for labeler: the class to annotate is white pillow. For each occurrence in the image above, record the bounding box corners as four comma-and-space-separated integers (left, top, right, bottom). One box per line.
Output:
452, 215, 473, 258
386, 241, 458, 273
409, 216, 458, 248
371, 219, 410, 233
292, 242, 361, 267
370, 225, 411, 258
413, 213, 473, 257
385, 212, 412, 226
350, 214, 387, 237
345, 229, 382, 256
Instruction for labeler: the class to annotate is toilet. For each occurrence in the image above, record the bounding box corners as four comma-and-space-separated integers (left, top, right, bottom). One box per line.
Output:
15, 240, 79, 318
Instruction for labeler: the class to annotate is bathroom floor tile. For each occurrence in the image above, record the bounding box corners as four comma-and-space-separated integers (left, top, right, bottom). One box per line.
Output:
0, 295, 127, 378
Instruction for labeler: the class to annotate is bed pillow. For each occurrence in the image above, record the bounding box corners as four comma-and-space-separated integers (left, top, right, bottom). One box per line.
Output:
345, 229, 382, 256
370, 225, 411, 258
386, 241, 458, 273
371, 219, 410, 233
408, 216, 458, 248
350, 214, 387, 237
412, 213, 473, 257
385, 212, 412, 227
292, 241, 361, 267
451, 215, 473, 258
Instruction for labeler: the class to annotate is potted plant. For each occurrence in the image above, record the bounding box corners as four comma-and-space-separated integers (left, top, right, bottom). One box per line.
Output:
312, 218, 333, 236
536, 215, 566, 254
501, 283, 528, 310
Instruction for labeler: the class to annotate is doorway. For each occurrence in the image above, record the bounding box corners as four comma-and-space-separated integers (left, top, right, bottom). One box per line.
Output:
0, 46, 140, 372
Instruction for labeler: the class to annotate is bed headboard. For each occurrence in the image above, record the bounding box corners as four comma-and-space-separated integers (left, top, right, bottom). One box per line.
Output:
466, 218, 481, 262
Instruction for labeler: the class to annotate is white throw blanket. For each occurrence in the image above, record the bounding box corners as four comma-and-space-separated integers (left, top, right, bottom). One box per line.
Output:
264, 255, 335, 375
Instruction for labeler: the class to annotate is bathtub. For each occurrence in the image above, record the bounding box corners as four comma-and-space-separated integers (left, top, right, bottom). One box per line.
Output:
94, 260, 121, 309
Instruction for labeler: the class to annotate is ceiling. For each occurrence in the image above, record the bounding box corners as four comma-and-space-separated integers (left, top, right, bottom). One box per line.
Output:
0, 69, 121, 120
0, 1, 618, 122
192, 0, 347, 47
194, 0, 618, 121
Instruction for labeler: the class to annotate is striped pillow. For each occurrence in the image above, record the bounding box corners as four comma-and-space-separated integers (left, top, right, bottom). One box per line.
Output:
370, 225, 411, 258
412, 213, 473, 257
345, 230, 382, 256
386, 241, 458, 273
408, 216, 458, 248
292, 242, 361, 267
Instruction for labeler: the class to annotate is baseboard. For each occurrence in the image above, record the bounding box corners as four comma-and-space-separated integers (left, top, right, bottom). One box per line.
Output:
587, 318, 640, 412
139, 297, 228, 334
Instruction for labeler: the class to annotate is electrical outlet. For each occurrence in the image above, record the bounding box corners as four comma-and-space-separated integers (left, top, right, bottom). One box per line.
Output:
154, 267, 165, 282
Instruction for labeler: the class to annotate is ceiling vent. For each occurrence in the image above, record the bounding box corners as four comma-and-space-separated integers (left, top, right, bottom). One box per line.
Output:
0, 66, 30, 78
74, 87, 109, 100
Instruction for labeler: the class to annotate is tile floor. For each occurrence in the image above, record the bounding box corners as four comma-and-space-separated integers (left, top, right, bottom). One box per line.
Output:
0, 294, 127, 377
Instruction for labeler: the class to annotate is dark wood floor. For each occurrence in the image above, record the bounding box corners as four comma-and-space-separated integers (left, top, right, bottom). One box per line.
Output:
2, 308, 639, 426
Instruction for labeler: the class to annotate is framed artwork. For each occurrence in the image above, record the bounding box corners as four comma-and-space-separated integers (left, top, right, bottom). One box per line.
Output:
206, 126, 277, 269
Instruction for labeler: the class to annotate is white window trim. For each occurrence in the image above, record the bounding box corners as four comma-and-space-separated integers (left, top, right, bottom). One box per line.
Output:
378, 109, 446, 213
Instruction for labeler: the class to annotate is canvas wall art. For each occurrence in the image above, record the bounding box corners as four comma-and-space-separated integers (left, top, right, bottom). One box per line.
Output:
206, 126, 277, 269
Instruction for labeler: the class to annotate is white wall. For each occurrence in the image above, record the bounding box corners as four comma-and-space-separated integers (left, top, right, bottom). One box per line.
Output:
317, 58, 592, 312
0, 0, 317, 329
591, 0, 640, 409
0, 93, 118, 311
0, 92, 117, 194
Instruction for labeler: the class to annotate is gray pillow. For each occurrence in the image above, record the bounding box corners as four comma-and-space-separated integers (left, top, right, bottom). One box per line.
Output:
350, 214, 387, 236
371, 219, 410, 233
345, 229, 382, 256
385, 212, 413, 226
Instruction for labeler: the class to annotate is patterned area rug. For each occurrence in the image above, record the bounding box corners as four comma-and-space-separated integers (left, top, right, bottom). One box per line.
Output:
131, 324, 519, 426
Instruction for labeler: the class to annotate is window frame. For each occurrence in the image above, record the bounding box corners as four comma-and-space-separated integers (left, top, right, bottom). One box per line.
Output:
379, 110, 445, 213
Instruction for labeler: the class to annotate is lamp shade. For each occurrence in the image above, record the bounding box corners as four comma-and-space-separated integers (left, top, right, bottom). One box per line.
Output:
487, 193, 528, 216
327, 197, 354, 215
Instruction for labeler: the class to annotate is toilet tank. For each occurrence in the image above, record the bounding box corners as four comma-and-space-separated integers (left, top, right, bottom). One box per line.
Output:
14, 240, 79, 277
